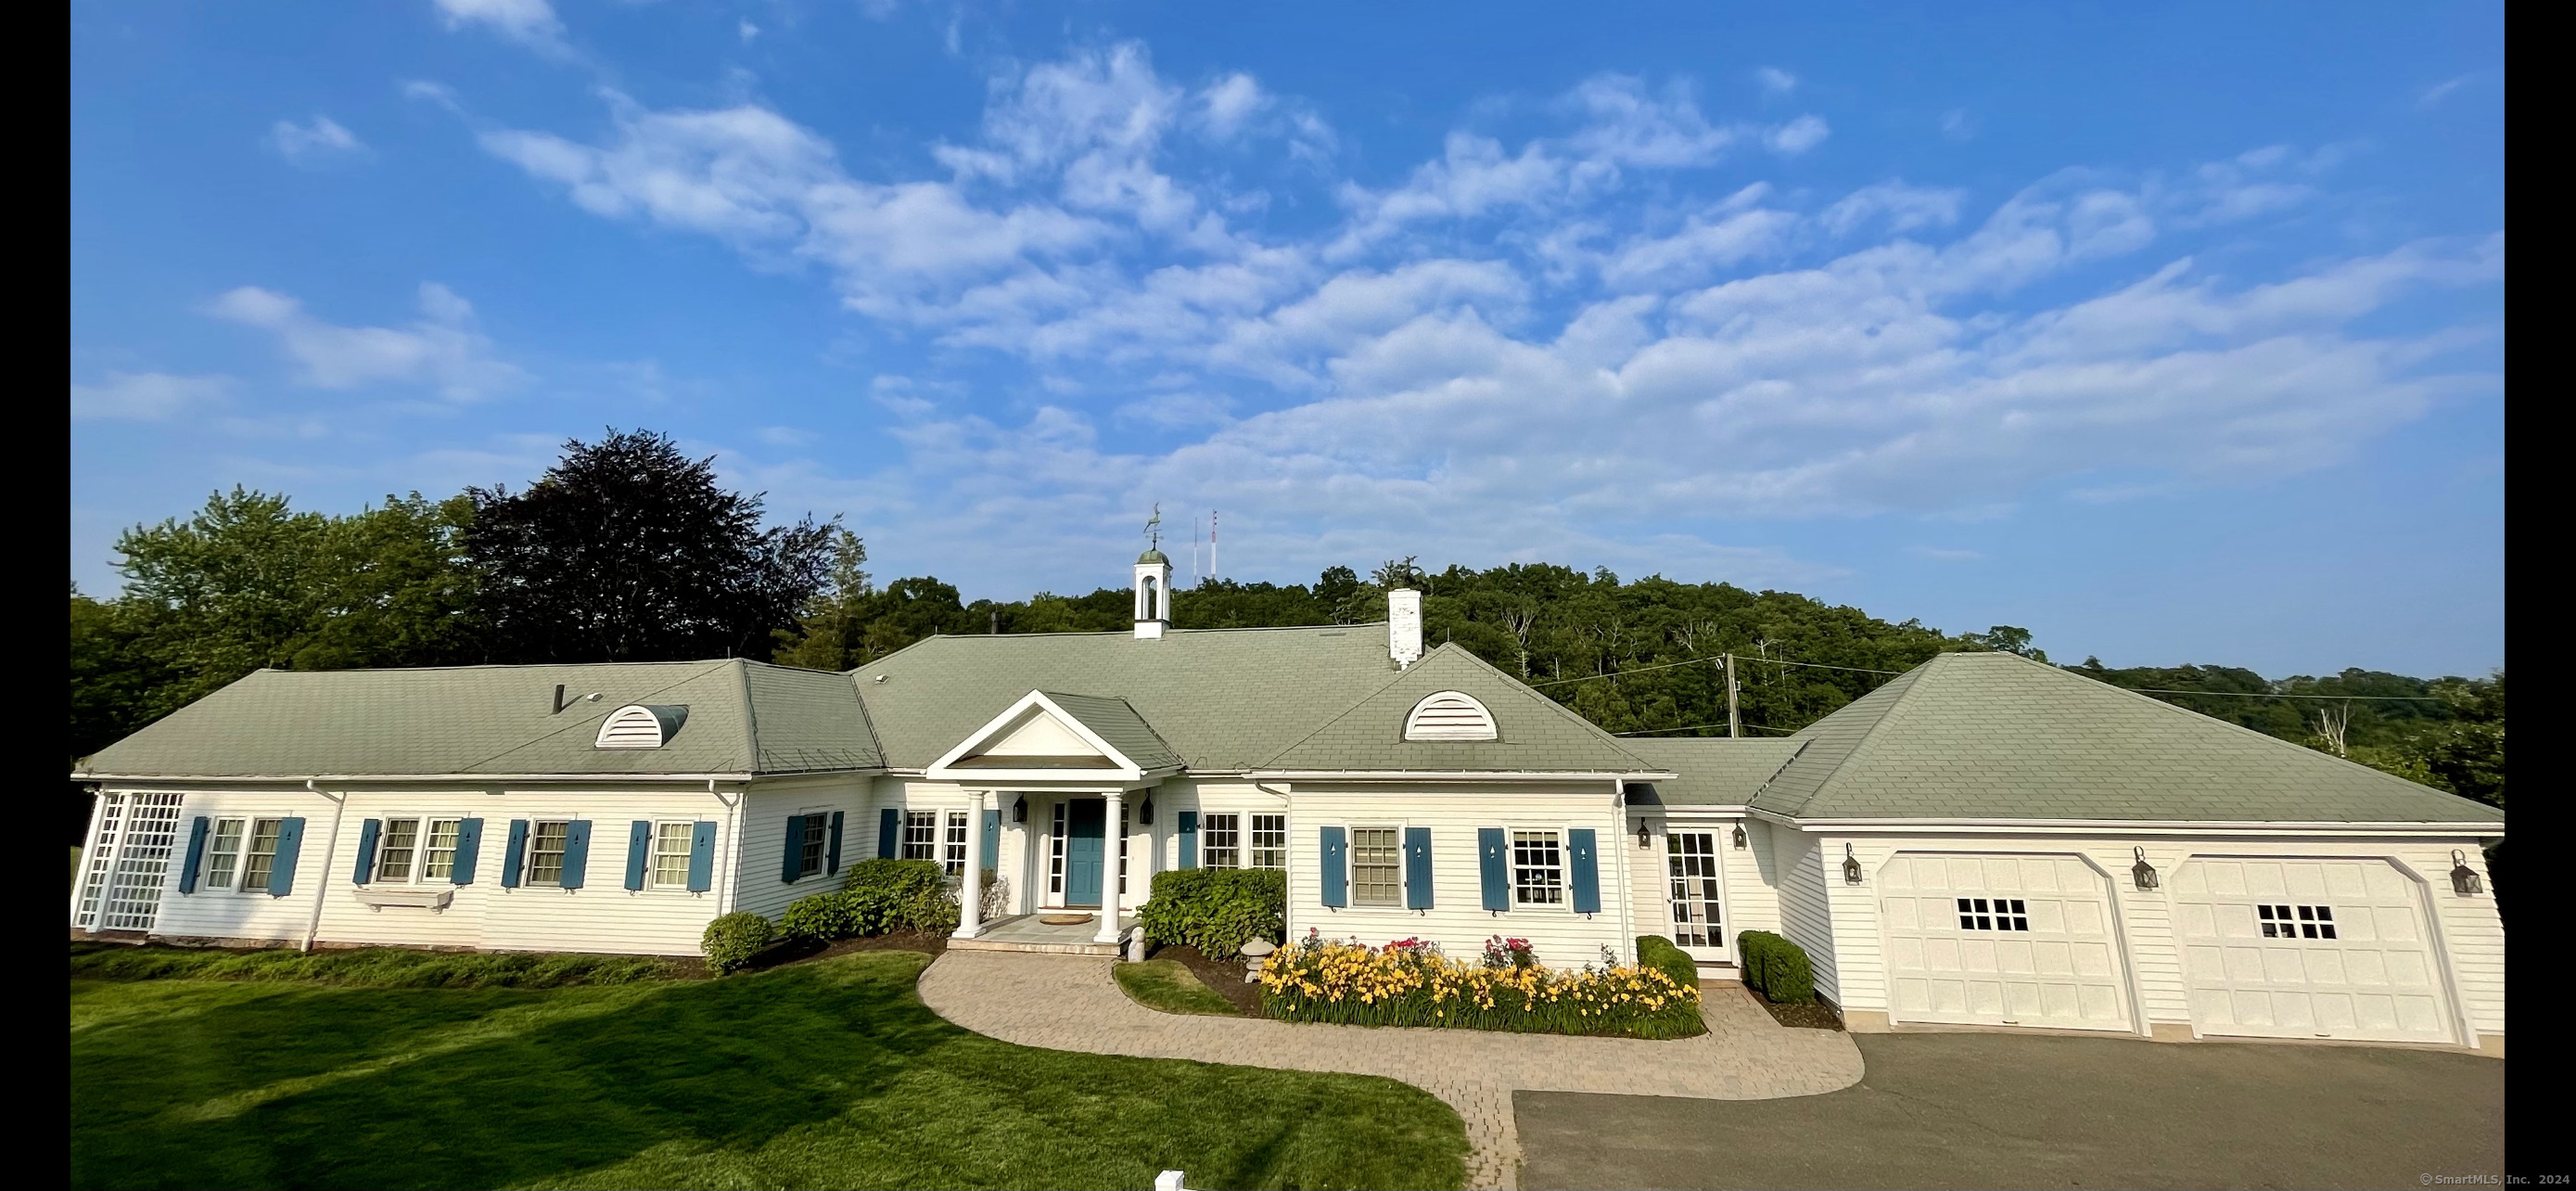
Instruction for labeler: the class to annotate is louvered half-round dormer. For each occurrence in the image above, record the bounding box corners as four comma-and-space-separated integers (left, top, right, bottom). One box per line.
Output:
595, 704, 690, 749
1404, 690, 1498, 741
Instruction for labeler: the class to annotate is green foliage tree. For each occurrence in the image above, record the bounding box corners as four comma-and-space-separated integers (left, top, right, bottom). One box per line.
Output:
465, 429, 832, 663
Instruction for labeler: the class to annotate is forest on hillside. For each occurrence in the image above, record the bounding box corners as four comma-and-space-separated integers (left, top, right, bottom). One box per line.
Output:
72, 430, 2505, 816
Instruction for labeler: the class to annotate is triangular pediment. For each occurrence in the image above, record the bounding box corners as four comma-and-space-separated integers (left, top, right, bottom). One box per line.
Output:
925, 690, 1179, 780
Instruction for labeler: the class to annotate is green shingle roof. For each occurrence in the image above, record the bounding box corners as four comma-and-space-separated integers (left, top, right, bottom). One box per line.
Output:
1037, 692, 1183, 771
857, 625, 1409, 771
1747, 651, 2506, 825
77, 660, 882, 778
1257, 645, 1666, 774
1616, 737, 1805, 805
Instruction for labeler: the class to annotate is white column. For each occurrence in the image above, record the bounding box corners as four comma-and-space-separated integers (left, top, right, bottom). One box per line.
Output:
959, 790, 986, 939
1097, 788, 1125, 942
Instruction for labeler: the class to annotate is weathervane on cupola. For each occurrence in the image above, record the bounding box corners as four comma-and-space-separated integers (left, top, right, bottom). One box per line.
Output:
1133, 503, 1173, 639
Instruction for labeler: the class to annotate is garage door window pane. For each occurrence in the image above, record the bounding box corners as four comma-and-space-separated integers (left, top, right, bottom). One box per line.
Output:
1955, 897, 2028, 931
2260, 903, 2339, 941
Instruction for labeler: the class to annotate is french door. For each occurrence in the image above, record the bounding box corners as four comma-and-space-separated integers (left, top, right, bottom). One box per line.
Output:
1666, 830, 1728, 959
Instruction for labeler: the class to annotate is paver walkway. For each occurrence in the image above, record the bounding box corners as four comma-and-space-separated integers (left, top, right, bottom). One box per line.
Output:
916, 951, 1864, 1191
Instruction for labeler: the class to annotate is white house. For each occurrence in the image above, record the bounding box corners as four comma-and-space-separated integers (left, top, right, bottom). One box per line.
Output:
72, 545, 2506, 1055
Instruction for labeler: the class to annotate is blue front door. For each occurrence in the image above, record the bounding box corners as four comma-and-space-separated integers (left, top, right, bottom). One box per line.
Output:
1065, 799, 1105, 906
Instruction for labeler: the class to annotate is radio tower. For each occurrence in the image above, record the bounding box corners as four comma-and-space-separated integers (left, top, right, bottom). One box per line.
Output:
1209, 510, 1218, 580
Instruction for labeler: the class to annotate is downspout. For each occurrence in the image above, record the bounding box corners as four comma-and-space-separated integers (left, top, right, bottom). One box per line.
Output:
300, 778, 348, 953
712, 778, 745, 918
1613, 779, 1638, 965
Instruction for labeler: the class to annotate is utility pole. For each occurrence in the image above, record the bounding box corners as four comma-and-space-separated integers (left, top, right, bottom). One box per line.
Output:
1725, 652, 1741, 738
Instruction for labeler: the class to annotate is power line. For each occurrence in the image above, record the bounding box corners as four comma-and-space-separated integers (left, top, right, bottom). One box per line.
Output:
1528, 653, 1906, 688
1616, 722, 1798, 736
2124, 686, 2447, 703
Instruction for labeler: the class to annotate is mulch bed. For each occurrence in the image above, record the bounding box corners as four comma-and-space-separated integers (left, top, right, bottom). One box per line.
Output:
1145, 942, 1265, 1017
744, 929, 950, 974
1740, 987, 1843, 1031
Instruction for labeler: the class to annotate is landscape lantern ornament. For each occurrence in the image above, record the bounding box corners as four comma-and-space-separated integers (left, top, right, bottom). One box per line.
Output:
2451, 850, 2484, 896
1842, 843, 1863, 885
1012, 795, 1027, 824
1732, 823, 1748, 850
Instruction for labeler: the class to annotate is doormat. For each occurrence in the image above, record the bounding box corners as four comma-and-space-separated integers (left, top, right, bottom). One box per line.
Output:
1039, 914, 1096, 926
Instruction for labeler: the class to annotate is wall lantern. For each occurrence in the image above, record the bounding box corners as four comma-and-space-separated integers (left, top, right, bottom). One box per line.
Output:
2131, 847, 2161, 892
1012, 795, 1028, 824
2451, 850, 2485, 896
1842, 843, 1863, 885
1636, 819, 1654, 849
1731, 824, 1748, 850
1138, 795, 1154, 826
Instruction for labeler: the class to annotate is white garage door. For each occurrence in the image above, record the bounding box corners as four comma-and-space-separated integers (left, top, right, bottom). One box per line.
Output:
2174, 858, 2455, 1044
1881, 853, 2134, 1031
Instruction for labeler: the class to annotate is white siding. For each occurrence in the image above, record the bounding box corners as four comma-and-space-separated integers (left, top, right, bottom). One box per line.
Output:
1621, 812, 1782, 973
124, 785, 335, 946
728, 777, 874, 923
1793, 831, 2503, 1045
1285, 782, 1632, 968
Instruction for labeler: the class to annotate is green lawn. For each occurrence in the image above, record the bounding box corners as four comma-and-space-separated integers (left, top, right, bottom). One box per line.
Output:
1114, 959, 1241, 1017
72, 949, 1468, 1191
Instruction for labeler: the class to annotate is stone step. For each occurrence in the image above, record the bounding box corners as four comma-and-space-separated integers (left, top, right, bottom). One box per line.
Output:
948, 936, 1121, 957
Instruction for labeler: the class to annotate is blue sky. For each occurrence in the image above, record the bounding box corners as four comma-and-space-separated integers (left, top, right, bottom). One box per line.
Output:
70, 1, 2504, 677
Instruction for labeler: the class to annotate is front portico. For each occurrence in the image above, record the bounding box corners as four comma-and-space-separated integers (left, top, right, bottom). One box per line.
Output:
926, 690, 1182, 946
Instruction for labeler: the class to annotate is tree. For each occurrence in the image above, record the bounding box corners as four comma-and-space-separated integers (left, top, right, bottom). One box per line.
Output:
465, 429, 833, 663
1966, 625, 2047, 662
771, 530, 874, 671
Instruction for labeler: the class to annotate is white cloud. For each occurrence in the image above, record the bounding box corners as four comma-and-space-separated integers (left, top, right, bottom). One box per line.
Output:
1754, 67, 1797, 96
1768, 114, 1830, 155
1940, 109, 1976, 141
268, 116, 366, 165
1821, 181, 1964, 237
2417, 72, 2480, 109
206, 281, 528, 401
70, 372, 231, 420
739, 19, 759, 43
1195, 72, 1268, 140
430, 0, 566, 50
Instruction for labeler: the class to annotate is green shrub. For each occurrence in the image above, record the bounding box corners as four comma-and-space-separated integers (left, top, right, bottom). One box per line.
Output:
1139, 868, 1286, 959
702, 912, 776, 974
1737, 929, 1816, 1004
840, 857, 959, 934
68, 942, 684, 988
1634, 935, 1701, 993
781, 891, 862, 941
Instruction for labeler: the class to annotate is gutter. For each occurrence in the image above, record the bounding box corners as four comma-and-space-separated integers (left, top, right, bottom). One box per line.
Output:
1249, 770, 1678, 783
1753, 812, 2505, 838
71, 771, 876, 785
300, 778, 348, 954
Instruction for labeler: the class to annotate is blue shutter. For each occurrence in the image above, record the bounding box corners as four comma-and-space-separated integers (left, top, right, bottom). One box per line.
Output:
500, 820, 529, 888
687, 822, 718, 892
1178, 811, 1199, 869
827, 811, 846, 875
1319, 826, 1348, 908
877, 807, 899, 859
624, 820, 653, 890
559, 820, 593, 890
178, 817, 210, 894
452, 818, 484, 885
267, 817, 307, 896
351, 819, 383, 884
1568, 828, 1600, 915
981, 809, 1001, 870
1404, 826, 1434, 910
1478, 827, 1510, 912
782, 815, 807, 882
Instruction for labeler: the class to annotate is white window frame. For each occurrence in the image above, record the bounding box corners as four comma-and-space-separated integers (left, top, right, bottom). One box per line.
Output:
419, 816, 465, 883
374, 815, 427, 884
1048, 800, 1067, 896
238, 817, 287, 894
1509, 826, 1567, 910
797, 806, 834, 877
1345, 823, 1406, 908
1201, 813, 1241, 870
524, 818, 575, 889
942, 810, 969, 880
202, 816, 249, 891
1664, 826, 1728, 954
1117, 802, 1131, 896
648, 819, 697, 890
1247, 812, 1288, 871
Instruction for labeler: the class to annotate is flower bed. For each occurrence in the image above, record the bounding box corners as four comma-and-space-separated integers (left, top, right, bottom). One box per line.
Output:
1258, 932, 1705, 1039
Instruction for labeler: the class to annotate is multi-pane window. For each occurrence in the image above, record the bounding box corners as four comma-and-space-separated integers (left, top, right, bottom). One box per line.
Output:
1049, 801, 1067, 894
1117, 804, 1131, 895
651, 822, 695, 888
240, 819, 286, 891
422, 819, 462, 881
901, 810, 938, 863
376, 818, 421, 882
1202, 813, 1241, 869
1511, 830, 1563, 905
1249, 813, 1288, 870
1956, 897, 2030, 931
1351, 827, 1401, 906
1667, 832, 1724, 948
792, 814, 825, 877
203, 818, 247, 890
2259, 903, 2339, 940
942, 812, 969, 879
528, 820, 571, 887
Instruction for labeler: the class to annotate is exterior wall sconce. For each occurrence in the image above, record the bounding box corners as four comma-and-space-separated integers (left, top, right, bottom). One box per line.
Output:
1636, 819, 1654, 849
1139, 796, 1154, 826
1012, 795, 1028, 824
2131, 846, 2161, 892
2451, 850, 2484, 896
1842, 843, 1863, 885
1731, 824, 1748, 850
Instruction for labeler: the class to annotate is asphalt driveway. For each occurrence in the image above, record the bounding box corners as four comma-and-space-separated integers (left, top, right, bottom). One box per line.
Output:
1516, 1032, 2503, 1190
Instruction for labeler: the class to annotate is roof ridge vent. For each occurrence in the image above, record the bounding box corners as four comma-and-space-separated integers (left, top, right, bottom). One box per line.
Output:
1404, 690, 1497, 741
596, 704, 690, 749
